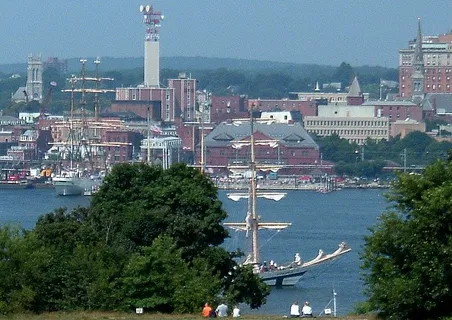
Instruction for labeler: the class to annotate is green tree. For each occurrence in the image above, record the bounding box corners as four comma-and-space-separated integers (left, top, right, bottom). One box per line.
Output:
361, 156, 452, 319
89, 163, 228, 257
333, 62, 354, 90
119, 235, 221, 313
89, 162, 269, 311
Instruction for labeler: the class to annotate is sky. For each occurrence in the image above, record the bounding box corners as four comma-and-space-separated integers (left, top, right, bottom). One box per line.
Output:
1, 1, 452, 67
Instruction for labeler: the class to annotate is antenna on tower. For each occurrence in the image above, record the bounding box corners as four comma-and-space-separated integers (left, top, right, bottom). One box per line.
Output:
140, 4, 163, 87
140, 4, 163, 42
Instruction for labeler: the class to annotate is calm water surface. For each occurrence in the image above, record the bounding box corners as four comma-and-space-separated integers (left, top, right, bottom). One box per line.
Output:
0, 188, 389, 316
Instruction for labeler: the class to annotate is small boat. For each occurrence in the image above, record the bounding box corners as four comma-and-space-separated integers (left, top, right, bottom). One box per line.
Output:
224, 112, 351, 286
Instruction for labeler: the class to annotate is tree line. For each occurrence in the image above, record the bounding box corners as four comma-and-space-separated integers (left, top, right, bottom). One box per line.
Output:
0, 62, 398, 116
0, 163, 269, 314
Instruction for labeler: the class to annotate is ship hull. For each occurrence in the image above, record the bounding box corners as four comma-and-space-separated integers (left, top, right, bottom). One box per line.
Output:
54, 182, 84, 196
261, 270, 307, 286
53, 177, 100, 196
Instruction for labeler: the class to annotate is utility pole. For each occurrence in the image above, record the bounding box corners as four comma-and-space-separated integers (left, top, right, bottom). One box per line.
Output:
333, 289, 337, 317
361, 146, 365, 161
403, 148, 407, 173
199, 102, 205, 174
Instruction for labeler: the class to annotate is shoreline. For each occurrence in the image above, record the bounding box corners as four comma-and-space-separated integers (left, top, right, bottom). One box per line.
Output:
215, 182, 390, 191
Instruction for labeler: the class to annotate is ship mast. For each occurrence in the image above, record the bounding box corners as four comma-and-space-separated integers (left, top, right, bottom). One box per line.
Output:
250, 105, 259, 264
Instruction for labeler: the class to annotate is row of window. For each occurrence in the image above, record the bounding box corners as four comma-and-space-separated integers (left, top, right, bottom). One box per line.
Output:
309, 129, 388, 136
305, 120, 388, 127
217, 149, 311, 157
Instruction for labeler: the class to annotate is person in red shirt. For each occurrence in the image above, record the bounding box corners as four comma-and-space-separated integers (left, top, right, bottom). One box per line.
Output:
202, 303, 213, 317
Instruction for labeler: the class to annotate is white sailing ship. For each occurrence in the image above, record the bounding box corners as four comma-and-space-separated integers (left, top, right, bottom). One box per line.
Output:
224, 114, 351, 286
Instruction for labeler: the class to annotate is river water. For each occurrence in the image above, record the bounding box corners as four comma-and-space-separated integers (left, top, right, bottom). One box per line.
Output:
0, 188, 389, 316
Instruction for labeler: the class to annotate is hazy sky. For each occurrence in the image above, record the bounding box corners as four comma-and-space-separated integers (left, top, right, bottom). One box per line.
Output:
1, 1, 452, 67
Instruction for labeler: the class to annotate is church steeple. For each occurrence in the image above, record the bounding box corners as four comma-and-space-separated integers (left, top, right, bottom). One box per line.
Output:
411, 18, 425, 102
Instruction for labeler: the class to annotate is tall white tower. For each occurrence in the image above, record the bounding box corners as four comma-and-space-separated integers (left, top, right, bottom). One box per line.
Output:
140, 5, 163, 88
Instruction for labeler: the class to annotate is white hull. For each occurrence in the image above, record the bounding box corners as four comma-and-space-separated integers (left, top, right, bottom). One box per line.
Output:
53, 177, 100, 196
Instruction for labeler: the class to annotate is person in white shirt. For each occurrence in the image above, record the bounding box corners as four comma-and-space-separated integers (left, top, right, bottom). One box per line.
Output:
232, 305, 241, 317
301, 301, 313, 317
216, 302, 228, 317
290, 301, 300, 317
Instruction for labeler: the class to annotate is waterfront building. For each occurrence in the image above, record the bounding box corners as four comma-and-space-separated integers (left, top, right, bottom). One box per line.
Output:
203, 120, 320, 173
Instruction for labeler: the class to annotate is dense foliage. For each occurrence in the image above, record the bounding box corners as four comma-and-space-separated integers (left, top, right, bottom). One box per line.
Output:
0, 163, 270, 314
361, 152, 452, 319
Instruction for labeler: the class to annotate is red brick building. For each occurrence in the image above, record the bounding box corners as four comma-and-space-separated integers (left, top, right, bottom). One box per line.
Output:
168, 73, 196, 122
210, 95, 248, 124
103, 130, 141, 163
247, 98, 317, 117
362, 101, 423, 122
109, 100, 162, 120
203, 121, 320, 174
399, 19, 452, 98
114, 87, 173, 121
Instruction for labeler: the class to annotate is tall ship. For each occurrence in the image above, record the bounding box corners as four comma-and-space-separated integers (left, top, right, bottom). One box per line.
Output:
224, 112, 351, 286
50, 58, 121, 196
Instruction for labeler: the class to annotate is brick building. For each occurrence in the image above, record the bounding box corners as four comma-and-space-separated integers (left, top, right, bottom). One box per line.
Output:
362, 101, 423, 122
168, 73, 196, 122
210, 95, 248, 124
399, 19, 452, 99
203, 120, 320, 174
247, 98, 317, 117
114, 88, 171, 121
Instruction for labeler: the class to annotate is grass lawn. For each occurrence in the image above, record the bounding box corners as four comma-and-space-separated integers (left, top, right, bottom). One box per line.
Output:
0, 311, 379, 320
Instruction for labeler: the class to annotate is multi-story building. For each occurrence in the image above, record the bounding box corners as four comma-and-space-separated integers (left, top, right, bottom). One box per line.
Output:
304, 105, 390, 145
399, 19, 452, 98
168, 73, 196, 122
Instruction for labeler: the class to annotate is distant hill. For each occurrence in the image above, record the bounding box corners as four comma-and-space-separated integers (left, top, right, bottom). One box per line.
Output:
0, 56, 395, 79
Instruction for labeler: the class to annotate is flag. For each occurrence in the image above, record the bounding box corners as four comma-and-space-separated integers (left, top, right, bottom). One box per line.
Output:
151, 125, 162, 134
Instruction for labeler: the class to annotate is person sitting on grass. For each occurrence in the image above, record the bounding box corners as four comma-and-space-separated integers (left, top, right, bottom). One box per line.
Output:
301, 301, 313, 317
290, 301, 300, 317
202, 303, 212, 318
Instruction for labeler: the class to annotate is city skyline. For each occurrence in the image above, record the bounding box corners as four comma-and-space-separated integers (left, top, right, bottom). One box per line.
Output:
1, 1, 452, 67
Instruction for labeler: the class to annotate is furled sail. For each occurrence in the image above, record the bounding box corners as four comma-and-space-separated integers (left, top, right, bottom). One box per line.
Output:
227, 192, 286, 202
224, 222, 292, 232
